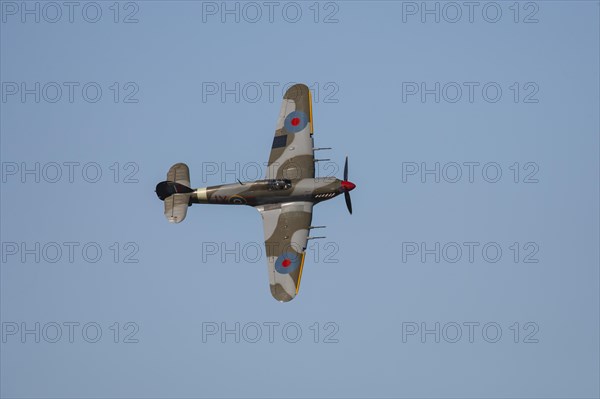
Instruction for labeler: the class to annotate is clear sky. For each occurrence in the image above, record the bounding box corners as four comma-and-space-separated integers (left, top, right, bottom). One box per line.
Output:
1, 1, 599, 398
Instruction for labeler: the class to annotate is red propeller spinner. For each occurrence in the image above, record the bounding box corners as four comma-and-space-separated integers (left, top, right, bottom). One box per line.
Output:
341, 180, 356, 191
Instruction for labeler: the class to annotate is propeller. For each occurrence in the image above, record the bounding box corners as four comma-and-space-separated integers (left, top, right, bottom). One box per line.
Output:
343, 156, 353, 214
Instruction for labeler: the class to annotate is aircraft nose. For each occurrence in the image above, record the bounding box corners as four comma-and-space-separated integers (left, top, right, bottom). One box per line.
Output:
341, 180, 356, 192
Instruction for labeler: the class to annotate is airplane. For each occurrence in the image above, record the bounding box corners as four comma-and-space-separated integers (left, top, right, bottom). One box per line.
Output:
155, 83, 356, 302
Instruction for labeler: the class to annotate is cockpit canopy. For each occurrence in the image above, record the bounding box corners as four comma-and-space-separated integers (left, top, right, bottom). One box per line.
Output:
267, 179, 292, 190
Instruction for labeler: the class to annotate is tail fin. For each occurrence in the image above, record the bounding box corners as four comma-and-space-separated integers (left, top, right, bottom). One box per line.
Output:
155, 163, 194, 223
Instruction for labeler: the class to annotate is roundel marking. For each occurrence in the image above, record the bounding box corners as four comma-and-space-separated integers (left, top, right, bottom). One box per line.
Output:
275, 252, 301, 274
284, 111, 308, 133
229, 195, 247, 205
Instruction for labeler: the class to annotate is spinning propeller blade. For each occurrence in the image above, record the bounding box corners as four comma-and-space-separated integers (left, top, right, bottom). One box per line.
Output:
343, 156, 353, 214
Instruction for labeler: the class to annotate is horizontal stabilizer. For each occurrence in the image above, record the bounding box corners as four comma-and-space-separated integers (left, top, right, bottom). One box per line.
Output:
156, 163, 194, 223
167, 163, 191, 187
164, 193, 190, 223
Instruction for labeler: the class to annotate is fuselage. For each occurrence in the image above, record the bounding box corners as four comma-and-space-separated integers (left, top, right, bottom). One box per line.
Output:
191, 177, 354, 207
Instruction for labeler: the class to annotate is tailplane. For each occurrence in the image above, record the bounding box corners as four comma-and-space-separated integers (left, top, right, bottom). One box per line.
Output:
155, 163, 194, 223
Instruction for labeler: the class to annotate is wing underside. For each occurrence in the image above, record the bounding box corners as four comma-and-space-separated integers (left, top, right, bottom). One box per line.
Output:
267, 84, 315, 180
257, 202, 313, 302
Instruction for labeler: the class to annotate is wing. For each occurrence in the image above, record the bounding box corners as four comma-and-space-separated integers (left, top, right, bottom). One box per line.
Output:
256, 201, 313, 302
266, 84, 315, 180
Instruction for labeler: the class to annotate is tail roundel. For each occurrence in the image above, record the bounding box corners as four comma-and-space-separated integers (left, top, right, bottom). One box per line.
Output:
155, 163, 194, 223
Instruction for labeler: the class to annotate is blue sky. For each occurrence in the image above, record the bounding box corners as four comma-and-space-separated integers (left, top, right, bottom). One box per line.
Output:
1, 1, 599, 398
